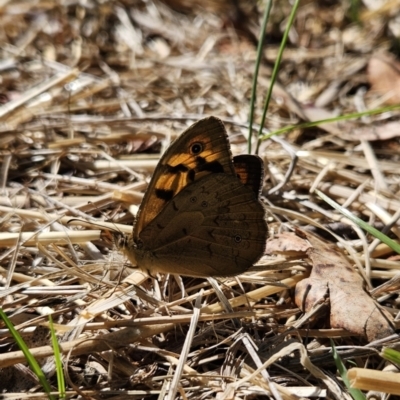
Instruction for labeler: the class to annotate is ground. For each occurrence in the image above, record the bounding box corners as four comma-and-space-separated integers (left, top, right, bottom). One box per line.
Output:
0, 1, 399, 399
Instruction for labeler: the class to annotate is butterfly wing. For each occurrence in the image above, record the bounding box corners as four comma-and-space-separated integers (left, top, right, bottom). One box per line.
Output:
233, 154, 264, 196
133, 173, 267, 277
134, 117, 236, 236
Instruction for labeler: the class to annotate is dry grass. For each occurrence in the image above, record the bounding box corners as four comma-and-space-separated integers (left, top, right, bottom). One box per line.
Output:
0, 0, 400, 399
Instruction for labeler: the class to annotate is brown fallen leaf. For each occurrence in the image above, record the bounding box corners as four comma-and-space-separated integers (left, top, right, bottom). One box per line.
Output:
367, 54, 400, 105
294, 230, 394, 341
266, 231, 312, 256
352, 120, 400, 141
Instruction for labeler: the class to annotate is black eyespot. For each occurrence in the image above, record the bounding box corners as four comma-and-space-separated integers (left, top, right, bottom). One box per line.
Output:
190, 196, 197, 203
201, 201, 208, 207
234, 235, 242, 243
190, 142, 203, 155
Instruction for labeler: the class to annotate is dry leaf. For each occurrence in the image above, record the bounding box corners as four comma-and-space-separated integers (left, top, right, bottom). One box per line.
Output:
367, 54, 400, 104
266, 232, 312, 256
352, 120, 400, 141
293, 231, 394, 341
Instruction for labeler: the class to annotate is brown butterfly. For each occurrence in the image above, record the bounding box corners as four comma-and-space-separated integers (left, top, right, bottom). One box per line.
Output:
114, 116, 267, 277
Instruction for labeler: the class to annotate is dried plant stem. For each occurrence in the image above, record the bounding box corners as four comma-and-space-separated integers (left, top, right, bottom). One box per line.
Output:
348, 368, 400, 395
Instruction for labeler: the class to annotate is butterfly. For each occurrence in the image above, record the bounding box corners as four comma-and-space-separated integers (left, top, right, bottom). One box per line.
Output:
114, 116, 268, 277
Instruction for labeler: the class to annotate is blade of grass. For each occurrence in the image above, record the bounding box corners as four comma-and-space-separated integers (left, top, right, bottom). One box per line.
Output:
349, 0, 362, 23
248, 0, 273, 153
49, 314, 66, 399
260, 103, 400, 140
330, 339, 366, 400
0, 308, 55, 400
256, 0, 300, 153
380, 347, 400, 366
315, 189, 400, 254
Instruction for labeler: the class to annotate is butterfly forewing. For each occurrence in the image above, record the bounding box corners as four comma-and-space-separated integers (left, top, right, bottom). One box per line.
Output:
134, 173, 267, 277
134, 117, 237, 236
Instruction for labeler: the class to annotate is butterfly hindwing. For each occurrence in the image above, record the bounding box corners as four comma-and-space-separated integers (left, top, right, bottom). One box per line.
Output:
134, 173, 267, 277
233, 154, 264, 196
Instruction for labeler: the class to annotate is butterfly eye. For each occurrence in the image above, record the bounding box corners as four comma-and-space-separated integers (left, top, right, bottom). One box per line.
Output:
201, 201, 208, 207
234, 235, 242, 243
190, 142, 203, 155
190, 196, 197, 203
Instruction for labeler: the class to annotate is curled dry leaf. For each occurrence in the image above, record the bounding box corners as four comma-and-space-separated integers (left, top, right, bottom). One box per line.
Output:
367, 54, 400, 105
276, 230, 395, 341
265, 231, 312, 256
352, 120, 400, 141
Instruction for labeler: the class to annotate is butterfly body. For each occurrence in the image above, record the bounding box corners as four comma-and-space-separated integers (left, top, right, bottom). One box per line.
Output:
117, 117, 268, 277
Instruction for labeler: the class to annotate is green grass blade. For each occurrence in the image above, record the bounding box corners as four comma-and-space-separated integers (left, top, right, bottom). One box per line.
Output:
349, 0, 362, 23
49, 314, 66, 399
380, 347, 400, 366
331, 339, 366, 400
256, 0, 300, 152
248, 0, 273, 153
0, 308, 55, 400
316, 189, 400, 254
260, 103, 400, 140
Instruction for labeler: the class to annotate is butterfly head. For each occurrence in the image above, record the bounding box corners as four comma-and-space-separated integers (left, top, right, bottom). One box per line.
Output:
109, 231, 127, 250
101, 229, 130, 252
107, 230, 141, 268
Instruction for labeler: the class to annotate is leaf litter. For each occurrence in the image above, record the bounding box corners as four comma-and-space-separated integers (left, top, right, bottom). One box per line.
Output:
0, 0, 400, 398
